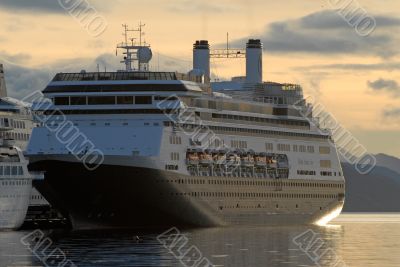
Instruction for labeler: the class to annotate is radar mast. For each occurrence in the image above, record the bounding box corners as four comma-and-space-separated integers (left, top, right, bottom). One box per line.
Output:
116, 23, 152, 72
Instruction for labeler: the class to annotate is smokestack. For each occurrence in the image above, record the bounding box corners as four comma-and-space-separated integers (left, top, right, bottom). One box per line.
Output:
193, 40, 210, 81
0, 64, 7, 97
246, 39, 263, 84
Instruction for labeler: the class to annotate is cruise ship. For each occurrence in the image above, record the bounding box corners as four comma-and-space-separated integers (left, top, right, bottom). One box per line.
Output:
0, 64, 42, 230
26, 28, 345, 229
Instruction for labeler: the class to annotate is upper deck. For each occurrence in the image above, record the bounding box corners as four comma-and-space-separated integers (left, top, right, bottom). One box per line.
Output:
52, 71, 202, 83
44, 71, 208, 94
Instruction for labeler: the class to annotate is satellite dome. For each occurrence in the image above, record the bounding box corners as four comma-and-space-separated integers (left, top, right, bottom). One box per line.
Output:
138, 47, 153, 63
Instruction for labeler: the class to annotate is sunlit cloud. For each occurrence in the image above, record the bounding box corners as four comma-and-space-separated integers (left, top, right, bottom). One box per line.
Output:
292, 62, 400, 72
0, 0, 114, 13
368, 78, 400, 97
383, 108, 400, 120
167, 0, 238, 14
229, 10, 400, 58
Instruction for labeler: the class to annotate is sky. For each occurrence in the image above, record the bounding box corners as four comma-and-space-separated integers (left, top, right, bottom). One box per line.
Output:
0, 0, 399, 157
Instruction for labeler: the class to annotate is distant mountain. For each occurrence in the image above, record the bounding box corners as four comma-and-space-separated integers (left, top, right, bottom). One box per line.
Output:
374, 153, 400, 176
342, 162, 400, 212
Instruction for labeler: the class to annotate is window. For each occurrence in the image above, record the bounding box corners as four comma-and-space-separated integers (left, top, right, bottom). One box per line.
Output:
170, 152, 180, 161
70, 97, 87, 105
320, 160, 332, 168
214, 139, 221, 147
319, 146, 331, 154
265, 143, 273, 151
54, 97, 70, 105
11, 166, 17, 175
293, 145, 298, 152
273, 108, 288, 116
18, 166, 23, 175
299, 145, 306, 153
307, 146, 315, 153
297, 170, 316, 175
277, 144, 290, 152
231, 140, 247, 149
5, 166, 10, 175
154, 96, 178, 101
117, 96, 134, 104
170, 136, 182, 145
165, 165, 179, 170
135, 96, 152, 105
88, 96, 115, 105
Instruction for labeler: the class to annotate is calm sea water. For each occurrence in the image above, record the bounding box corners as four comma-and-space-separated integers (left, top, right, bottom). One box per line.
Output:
1, 213, 400, 267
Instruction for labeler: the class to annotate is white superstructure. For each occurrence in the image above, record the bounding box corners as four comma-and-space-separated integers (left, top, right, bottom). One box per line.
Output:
0, 145, 33, 230
0, 97, 42, 230
26, 27, 345, 229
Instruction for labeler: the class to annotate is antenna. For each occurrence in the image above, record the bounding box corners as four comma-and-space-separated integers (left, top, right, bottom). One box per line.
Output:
116, 23, 152, 72
122, 24, 136, 45
227, 32, 229, 55
131, 22, 146, 46
122, 24, 128, 45
210, 33, 246, 59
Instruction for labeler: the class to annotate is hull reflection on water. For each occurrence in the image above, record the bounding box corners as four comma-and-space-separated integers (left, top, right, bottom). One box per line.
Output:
2, 215, 400, 267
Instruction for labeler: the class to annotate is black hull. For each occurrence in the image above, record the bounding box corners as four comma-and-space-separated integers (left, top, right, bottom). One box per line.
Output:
30, 161, 217, 230
30, 160, 344, 230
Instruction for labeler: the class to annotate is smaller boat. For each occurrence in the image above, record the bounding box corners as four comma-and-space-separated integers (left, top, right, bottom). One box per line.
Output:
277, 154, 289, 169
266, 153, 278, 169
226, 151, 241, 167
186, 149, 200, 165
199, 149, 213, 165
214, 149, 227, 165
255, 152, 267, 167
240, 150, 255, 167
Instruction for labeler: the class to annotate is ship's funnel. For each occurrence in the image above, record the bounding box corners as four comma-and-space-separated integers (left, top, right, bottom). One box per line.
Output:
0, 64, 7, 97
193, 40, 210, 81
246, 39, 263, 84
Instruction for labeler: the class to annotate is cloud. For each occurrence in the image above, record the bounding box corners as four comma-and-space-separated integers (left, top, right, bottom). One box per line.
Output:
0, 0, 111, 14
368, 78, 400, 97
300, 12, 400, 29
230, 10, 400, 58
0, 51, 32, 65
3, 64, 54, 99
167, 0, 237, 13
0, 54, 118, 99
1, 51, 189, 99
383, 108, 400, 119
292, 62, 400, 72
0, 0, 74, 13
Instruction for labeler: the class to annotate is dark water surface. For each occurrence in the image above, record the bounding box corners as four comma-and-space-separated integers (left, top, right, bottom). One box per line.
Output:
1, 213, 400, 267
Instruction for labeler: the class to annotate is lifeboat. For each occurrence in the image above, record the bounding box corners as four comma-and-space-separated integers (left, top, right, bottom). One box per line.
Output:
241, 150, 255, 167
277, 154, 289, 169
255, 152, 267, 167
186, 149, 199, 165
266, 153, 278, 168
226, 151, 241, 167
214, 149, 227, 165
199, 149, 213, 165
